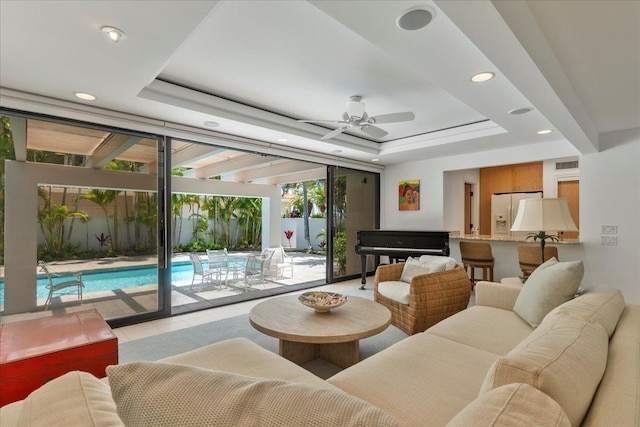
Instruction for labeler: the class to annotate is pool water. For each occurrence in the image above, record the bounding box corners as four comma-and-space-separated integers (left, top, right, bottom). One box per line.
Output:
0, 261, 242, 306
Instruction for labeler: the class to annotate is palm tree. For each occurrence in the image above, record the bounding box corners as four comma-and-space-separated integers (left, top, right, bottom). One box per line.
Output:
82, 189, 117, 248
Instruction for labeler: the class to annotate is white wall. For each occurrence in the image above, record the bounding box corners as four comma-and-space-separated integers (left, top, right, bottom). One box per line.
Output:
443, 169, 480, 234
382, 133, 640, 303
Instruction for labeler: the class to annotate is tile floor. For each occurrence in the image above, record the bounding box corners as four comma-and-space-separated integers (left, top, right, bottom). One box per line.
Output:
114, 279, 364, 343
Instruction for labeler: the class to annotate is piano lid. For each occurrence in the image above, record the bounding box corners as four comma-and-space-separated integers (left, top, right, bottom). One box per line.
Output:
355, 230, 449, 249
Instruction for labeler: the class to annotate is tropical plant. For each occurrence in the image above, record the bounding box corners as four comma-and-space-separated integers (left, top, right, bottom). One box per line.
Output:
82, 189, 117, 248
333, 231, 347, 275
95, 232, 111, 250
284, 229, 294, 248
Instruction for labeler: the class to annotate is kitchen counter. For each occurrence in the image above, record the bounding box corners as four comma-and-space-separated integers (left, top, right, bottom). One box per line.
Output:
450, 234, 581, 245
448, 234, 584, 281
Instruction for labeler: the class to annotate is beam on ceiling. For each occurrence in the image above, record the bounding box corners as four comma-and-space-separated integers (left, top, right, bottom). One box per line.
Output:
184, 153, 279, 179
256, 167, 327, 186
88, 134, 141, 168
229, 160, 321, 183
172, 143, 226, 168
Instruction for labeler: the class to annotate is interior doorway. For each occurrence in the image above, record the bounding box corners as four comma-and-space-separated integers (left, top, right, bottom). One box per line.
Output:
558, 180, 579, 240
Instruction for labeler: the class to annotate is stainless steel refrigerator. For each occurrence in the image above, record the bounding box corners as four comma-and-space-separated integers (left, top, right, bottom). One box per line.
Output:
491, 192, 543, 238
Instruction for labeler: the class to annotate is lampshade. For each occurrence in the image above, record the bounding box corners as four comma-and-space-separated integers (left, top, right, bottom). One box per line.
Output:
511, 198, 578, 232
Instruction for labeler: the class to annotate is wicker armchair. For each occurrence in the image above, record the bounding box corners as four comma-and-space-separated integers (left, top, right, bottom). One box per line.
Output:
374, 263, 471, 335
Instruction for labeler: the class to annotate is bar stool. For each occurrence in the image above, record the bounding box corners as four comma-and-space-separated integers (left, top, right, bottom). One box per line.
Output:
460, 241, 494, 285
518, 245, 559, 278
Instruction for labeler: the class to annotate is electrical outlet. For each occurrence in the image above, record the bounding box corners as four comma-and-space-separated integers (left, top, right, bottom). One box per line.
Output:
600, 236, 618, 245
601, 225, 618, 235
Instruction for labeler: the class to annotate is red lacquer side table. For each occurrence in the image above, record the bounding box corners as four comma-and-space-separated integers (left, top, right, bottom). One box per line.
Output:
0, 309, 118, 406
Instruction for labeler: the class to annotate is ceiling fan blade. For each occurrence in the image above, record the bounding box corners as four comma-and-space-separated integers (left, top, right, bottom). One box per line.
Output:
321, 127, 348, 140
360, 124, 388, 139
370, 112, 415, 124
298, 119, 345, 124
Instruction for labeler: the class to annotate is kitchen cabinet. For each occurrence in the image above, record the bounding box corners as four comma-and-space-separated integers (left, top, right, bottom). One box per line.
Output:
479, 162, 542, 234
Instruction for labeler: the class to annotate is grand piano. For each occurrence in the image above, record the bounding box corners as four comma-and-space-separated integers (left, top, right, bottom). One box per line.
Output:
355, 230, 450, 289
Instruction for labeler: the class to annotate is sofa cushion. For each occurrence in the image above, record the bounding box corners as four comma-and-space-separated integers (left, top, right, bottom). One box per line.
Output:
446, 383, 571, 427
480, 314, 608, 426
513, 258, 584, 327
425, 305, 533, 356
549, 290, 625, 338
328, 333, 500, 427
161, 337, 331, 388
377, 280, 410, 304
107, 361, 398, 427
17, 371, 123, 427
582, 304, 640, 426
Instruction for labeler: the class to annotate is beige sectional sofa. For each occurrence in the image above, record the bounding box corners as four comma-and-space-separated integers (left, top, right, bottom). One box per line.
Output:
2, 281, 639, 426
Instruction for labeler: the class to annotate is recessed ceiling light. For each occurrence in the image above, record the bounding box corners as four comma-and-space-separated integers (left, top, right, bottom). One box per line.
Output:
73, 92, 96, 101
508, 107, 533, 115
537, 129, 553, 135
101, 26, 126, 43
203, 121, 219, 128
470, 72, 495, 83
397, 6, 434, 31
275, 138, 288, 143
371, 158, 380, 162
331, 149, 342, 154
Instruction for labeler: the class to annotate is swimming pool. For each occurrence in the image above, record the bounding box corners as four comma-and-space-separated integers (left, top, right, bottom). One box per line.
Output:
0, 260, 245, 306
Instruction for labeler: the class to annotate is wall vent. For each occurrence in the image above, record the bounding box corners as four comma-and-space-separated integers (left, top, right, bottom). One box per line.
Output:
556, 161, 578, 170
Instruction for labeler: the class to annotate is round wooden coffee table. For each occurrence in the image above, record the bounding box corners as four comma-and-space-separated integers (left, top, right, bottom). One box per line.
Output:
249, 295, 391, 368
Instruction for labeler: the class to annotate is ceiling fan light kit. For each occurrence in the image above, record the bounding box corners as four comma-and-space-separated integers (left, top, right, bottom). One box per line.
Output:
299, 95, 415, 141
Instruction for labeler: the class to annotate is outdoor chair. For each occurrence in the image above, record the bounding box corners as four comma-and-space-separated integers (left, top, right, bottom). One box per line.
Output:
262, 246, 294, 279
243, 251, 273, 290
38, 260, 84, 309
188, 253, 219, 289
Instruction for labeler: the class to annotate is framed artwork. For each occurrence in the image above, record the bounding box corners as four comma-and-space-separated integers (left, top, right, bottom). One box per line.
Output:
399, 180, 420, 211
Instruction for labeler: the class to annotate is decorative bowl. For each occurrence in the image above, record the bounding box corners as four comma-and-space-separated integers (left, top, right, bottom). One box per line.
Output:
298, 291, 348, 313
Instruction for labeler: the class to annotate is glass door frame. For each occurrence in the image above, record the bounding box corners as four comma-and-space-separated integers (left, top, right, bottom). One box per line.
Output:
0, 108, 171, 328
326, 165, 380, 283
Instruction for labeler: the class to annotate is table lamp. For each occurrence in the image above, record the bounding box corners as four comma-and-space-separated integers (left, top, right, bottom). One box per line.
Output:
510, 198, 578, 263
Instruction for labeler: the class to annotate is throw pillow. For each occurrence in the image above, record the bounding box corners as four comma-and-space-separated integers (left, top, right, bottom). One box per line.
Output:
480, 315, 608, 427
447, 383, 571, 427
18, 371, 123, 427
513, 257, 584, 327
107, 362, 398, 427
400, 257, 452, 283
417, 255, 457, 271
548, 290, 625, 337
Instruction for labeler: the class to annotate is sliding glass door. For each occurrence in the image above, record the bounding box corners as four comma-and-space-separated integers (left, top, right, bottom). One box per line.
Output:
0, 112, 169, 326
327, 166, 379, 282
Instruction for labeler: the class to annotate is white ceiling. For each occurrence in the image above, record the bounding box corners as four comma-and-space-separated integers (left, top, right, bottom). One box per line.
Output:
1, 0, 638, 168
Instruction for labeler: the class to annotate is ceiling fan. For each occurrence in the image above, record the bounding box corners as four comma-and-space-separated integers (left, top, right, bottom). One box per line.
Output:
298, 96, 415, 140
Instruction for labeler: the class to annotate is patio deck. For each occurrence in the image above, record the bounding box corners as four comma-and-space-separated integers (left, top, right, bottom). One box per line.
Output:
0, 251, 328, 324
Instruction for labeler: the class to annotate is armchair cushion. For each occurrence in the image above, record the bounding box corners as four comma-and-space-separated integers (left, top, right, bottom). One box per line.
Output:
377, 281, 411, 305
